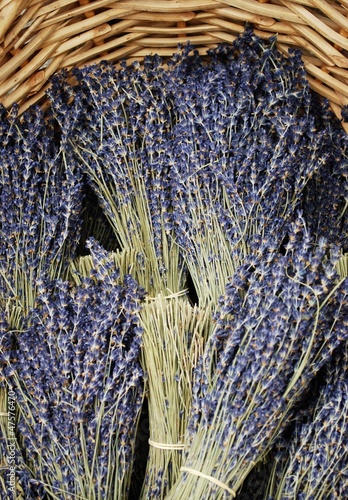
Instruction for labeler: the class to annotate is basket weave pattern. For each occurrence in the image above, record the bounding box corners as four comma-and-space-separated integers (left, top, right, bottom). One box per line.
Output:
1, 0, 348, 124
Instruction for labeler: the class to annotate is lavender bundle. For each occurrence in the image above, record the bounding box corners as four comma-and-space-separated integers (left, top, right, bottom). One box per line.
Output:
140, 293, 212, 499
0, 103, 83, 496
266, 258, 348, 500
0, 104, 83, 321
167, 218, 348, 499
70, 249, 211, 498
301, 95, 348, 250
0, 240, 145, 499
267, 345, 348, 499
165, 31, 341, 307
48, 59, 185, 296
0, 309, 42, 499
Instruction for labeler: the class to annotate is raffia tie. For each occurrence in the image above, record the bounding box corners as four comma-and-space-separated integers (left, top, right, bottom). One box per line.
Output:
0, 412, 8, 417
180, 466, 236, 498
148, 439, 185, 450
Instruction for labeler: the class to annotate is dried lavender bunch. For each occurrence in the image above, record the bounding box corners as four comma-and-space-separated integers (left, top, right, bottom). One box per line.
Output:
0, 240, 145, 499
167, 217, 348, 499
266, 256, 348, 500
0, 309, 48, 500
69, 246, 139, 287
165, 30, 345, 306
0, 103, 84, 496
0, 104, 83, 322
48, 58, 186, 296
301, 95, 348, 250
71, 232, 213, 496
266, 345, 348, 500
139, 293, 212, 499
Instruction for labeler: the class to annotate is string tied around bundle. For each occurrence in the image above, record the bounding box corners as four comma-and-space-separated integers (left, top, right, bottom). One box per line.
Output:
180, 466, 236, 497
148, 439, 185, 450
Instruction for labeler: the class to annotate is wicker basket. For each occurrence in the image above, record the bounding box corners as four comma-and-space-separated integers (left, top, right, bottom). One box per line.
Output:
2, 0, 348, 129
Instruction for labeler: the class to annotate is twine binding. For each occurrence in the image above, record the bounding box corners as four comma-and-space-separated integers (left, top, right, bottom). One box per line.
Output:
180, 466, 236, 497
148, 439, 185, 451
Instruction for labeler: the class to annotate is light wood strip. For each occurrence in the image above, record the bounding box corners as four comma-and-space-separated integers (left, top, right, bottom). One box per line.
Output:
129, 33, 220, 47
274, 0, 312, 5
128, 24, 222, 35
272, 0, 344, 29
309, 0, 348, 31
252, 20, 298, 35
305, 60, 348, 95
0, 42, 61, 98
124, 11, 197, 22
306, 74, 342, 103
290, 34, 337, 66
326, 65, 348, 79
42, 9, 138, 44
39, 0, 118, 28
0, 25, 58, 82
280, 0, 348, 50
61, 32, 145, 67
0, 0, 28, 41
107, 0, 226, 13
48, 23, 112, 55
92, 19, 141, 42
287, 21, 348, 67
198, 8, 276, 27
2, 3, 41, 49
215, 0, 306, 24
36, 0, 108, 18
13, 16, 52, 51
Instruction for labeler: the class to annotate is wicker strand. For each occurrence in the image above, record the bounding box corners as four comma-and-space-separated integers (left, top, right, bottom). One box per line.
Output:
1, 0, 348, 122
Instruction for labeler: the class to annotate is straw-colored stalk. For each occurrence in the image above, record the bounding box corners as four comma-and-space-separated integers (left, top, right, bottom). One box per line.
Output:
139, 292, 212, 499
69, 247, 140, 287
72, 143, 185, 297
336, 252, 348, 279
178, 183, 249, 308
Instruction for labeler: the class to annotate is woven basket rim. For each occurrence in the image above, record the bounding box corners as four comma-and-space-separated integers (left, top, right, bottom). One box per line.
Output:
1, 0, 348, 130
